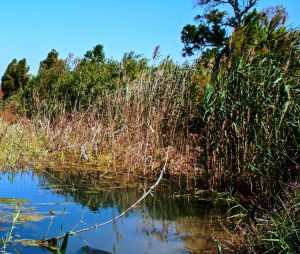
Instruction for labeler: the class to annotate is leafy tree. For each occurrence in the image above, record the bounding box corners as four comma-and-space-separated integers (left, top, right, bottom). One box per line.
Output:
1, 58, 29, 99
195, 0, 258, 26
22, 49, 67, 113
39, 49, 61, 71
181, 0, 258, 56
22, 46, 121, 115
36, 49, 67, 95
55, 59, 119, 107
83, 44, 105, 64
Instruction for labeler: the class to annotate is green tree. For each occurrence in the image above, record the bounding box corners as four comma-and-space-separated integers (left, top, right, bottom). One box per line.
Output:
39, 49, 61, 71
83, 44, 105, 64
1, 58, 29, 100
181, 0, 258, 56
53, 58, 119, 110
36, 49, 66, 97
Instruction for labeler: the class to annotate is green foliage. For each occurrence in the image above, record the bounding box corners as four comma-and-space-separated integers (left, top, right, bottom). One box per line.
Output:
182, 0, 258, 56
53, 58, 119, 111
83, 44, 105, 64
120, 51, 148, 83
202, 54, 300, 198
227, 185, 300, 253
229, 7, 295, 61
20, 50, 67, 115
20, 46, 124, 116
1, 58, 29, 100
195, 0, 258, 26
19, 46, 153, 116
57, 232, 70, 254
181, 10, 228, 56
39, 49, 62, 71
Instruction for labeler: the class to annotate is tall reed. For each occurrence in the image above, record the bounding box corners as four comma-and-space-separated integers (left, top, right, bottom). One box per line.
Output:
202, 55, 300, 198
25, 61, 199, 174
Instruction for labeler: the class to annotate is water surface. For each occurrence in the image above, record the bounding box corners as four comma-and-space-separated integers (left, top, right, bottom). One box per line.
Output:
0, 169, 226, 253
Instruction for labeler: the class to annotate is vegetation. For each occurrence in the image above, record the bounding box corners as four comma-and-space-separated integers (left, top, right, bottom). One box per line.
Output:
0, 0, 299, 253
1, 59, 29, 100
181, 0, 258, 56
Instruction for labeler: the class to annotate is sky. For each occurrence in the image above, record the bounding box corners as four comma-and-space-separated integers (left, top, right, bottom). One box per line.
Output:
0, 0, 299, 76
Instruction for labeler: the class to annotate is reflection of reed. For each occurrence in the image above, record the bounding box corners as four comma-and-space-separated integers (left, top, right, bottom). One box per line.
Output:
138, 212, 228, 253
35, 169, 228, 252
176, 215, 230, 253
36, 169, 209, 219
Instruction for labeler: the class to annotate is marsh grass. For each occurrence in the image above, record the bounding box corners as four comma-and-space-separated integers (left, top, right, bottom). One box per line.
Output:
0, 210, 20, 253
0, 48, 299, 253
202, 55, 300, 199
0, 61, 200, 175
0, 119, 46, 170
225, 183, 300, 253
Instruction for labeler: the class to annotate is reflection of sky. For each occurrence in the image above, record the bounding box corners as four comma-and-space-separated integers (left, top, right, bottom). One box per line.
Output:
0, 171, 223, 254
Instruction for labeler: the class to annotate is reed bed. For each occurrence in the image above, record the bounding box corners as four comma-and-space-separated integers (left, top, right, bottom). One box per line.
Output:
1, 51, 299, 253
0, 118, 46, 169
1, 62, 200, 175
202, 56, 300, 199
201, 54, 300, 253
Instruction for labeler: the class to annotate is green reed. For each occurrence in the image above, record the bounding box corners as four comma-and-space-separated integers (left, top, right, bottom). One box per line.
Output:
0, 210, 20, 253
202, 56, 300, 199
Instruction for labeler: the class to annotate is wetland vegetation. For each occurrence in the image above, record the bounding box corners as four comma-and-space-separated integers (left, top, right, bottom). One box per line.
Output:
0, 0, 299, 253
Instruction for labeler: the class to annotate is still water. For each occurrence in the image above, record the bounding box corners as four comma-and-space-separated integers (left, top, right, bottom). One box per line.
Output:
0, 169, 226, 254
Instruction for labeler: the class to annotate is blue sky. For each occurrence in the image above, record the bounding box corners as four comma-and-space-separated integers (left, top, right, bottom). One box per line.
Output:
0, 0, 299, 76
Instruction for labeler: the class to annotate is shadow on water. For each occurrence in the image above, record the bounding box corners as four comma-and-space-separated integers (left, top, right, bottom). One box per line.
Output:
0, 169, 228, 254
78, 246, 112, 254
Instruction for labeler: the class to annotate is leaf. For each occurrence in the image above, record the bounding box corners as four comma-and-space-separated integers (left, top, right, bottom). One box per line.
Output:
262, 238, 280, 242
284, 84, 291, 100
58, 232, 70, 254
213, 238, 222, 254
274, 77, 283, 84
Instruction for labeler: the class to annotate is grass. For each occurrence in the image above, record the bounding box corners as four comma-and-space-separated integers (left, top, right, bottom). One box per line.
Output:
225, 183, 300, 253
202, 56, 300, 199
0, 210, 20, 253
0, 61, 200, 176
0, 118, 47, 170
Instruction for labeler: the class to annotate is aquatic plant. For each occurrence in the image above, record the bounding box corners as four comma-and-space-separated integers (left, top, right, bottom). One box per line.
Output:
0, 210, 20, 253
225, 183, 300, 253
202, 54, 300, 200
0, 119, 47, 170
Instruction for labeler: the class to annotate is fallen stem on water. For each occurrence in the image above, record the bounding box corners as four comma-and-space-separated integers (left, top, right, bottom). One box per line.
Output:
19, 147, 169, 247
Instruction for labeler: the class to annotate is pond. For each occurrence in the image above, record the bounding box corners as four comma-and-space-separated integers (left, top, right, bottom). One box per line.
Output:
0, 169, 227, 254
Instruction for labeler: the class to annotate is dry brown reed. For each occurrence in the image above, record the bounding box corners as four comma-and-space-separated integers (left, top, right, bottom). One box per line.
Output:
17, 62, 200, 175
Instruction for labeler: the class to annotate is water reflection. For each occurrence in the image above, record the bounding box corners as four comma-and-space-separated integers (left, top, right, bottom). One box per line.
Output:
0, 170, 227, 253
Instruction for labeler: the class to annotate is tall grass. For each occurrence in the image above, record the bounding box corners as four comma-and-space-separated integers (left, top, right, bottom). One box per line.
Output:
202, 56, 300, 198
1, 61, 199, 174
0, 118, 46, 170
226, 183, 300, 253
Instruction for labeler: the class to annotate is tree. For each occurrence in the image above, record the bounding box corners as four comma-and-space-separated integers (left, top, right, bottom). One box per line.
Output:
1, 58, 29, 99
181, 0, 258, 56
39, 49, 61, 71
83, 44, 105, 64
32, 49, 66, 102
195, 0, 258, 27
